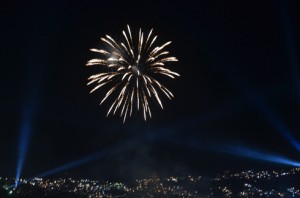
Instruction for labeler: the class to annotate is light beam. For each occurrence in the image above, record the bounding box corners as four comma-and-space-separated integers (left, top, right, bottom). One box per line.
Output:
15, 105, 33, 188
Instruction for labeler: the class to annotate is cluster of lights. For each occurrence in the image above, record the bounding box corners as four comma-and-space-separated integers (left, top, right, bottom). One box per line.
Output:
214, 168, 300, 181
1, 168, 300, 197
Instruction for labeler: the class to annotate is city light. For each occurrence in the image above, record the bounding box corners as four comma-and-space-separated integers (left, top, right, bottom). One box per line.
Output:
2, 168, 300, 197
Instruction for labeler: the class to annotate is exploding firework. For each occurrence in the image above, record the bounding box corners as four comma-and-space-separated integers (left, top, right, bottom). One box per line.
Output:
86, 25, 180, 122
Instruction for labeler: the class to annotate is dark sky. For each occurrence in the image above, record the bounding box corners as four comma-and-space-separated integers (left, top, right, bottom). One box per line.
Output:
1, 0, 300, 182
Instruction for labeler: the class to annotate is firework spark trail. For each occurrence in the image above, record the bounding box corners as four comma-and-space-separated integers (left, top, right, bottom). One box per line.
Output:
86, 25, 180, 122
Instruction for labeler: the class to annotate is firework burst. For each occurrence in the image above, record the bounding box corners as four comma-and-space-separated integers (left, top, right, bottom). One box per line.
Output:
86, 25, 180, 122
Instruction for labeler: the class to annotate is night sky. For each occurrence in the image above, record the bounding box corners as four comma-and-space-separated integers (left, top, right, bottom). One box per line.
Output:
1, 0, 300, 182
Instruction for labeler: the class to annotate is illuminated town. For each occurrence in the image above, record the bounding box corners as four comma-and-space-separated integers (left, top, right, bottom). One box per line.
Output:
1, 168, 300, 197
